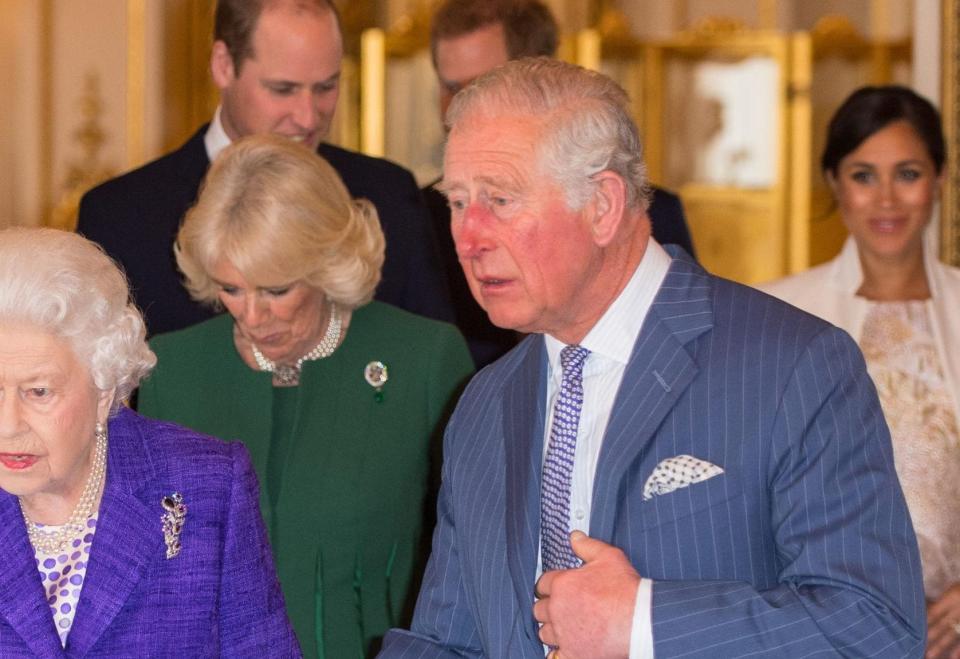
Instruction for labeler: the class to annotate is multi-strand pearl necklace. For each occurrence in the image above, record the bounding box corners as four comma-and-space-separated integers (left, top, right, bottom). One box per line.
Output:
21, 423, 108, 554
251, 303, 342, 386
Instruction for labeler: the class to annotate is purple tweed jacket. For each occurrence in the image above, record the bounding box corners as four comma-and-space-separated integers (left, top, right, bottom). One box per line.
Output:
0, 407, 301, 657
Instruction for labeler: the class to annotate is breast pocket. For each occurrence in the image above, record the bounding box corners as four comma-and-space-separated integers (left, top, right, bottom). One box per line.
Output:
637, 471, 743, 532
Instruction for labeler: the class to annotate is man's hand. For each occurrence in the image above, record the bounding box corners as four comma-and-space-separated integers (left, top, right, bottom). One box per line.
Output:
927, 583, 960, 658
533, 531, 641, 659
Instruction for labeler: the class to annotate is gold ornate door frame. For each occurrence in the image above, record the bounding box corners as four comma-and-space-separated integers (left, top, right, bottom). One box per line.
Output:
643, 27, 798, 285
943, 0, 960, 265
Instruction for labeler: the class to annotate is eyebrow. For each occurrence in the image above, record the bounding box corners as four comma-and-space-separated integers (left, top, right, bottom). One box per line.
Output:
437, 173, 524, 193
845, 158, 927, 168
260, 71, 341, 88
211, 278, 294, 292
434, 180, 459, 197
315, 72, 341, 86
18, 368, 67, 384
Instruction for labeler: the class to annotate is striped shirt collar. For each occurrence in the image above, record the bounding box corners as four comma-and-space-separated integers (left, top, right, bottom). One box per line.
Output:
545, 238, 672, 368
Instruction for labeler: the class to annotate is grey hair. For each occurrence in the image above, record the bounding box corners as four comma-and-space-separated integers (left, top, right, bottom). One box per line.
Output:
0, 227, 156, 408
445, 57, 650, 211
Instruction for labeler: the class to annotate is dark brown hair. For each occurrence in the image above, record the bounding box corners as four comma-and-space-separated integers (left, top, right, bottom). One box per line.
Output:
822, 85, 945, 176
430, 0, 558, 64
214, 0, 338, 71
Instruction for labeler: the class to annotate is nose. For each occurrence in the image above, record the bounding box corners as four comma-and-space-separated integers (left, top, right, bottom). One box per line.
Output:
878, 177, 896, 208
291, 90, 319, 132
241, 293, 268, 329
452, 202, 495, 260
0, 390, 25, 439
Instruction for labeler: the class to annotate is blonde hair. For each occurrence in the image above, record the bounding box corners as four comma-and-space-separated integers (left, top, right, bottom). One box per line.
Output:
176, 134, 384, 309
0, 227, 156, 407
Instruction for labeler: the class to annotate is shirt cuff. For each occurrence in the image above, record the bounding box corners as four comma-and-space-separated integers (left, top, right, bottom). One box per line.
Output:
629, 578, 654, 659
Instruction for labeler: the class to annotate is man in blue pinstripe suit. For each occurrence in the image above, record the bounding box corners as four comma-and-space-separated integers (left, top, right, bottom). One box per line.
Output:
379, 58, 925, 658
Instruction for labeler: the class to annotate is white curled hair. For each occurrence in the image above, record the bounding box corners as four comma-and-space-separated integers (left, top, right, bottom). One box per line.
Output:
0, 227, 156, 409
445, 57, 650, 211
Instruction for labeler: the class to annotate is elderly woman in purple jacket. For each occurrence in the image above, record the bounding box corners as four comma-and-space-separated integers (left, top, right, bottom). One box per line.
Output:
0, 227, 299, 657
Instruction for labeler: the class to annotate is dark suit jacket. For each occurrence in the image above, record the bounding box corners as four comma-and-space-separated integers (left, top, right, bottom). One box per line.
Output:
77, 126, 453, 336
0, 407, 299, 657
422, 182, 696, 368
380, 248, 924, 658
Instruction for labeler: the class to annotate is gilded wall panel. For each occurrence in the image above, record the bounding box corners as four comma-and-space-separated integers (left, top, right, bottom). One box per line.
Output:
943, 0, 960, 265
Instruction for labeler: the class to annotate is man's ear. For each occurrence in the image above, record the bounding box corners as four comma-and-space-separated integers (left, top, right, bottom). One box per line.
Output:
210, 40, 236, 91
587, 170, 627, 247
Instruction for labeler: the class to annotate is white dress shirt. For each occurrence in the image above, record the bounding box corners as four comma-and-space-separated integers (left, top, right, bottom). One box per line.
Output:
203, 106, 232, 161
540, 239, 671, 659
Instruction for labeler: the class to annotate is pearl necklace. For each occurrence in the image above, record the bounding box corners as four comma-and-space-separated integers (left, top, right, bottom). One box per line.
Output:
251, 303, 342, 386
21, 423, 108, 554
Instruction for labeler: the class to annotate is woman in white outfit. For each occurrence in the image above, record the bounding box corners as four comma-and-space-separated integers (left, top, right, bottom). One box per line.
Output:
760, 85, 960, 659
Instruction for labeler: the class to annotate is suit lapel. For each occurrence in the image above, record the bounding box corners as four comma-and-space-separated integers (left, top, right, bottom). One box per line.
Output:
65, 409, 163, 656
502, 337, 547, 642
158, 124, 211, 236
590, 256, 713, 540
0, 493, 65, 657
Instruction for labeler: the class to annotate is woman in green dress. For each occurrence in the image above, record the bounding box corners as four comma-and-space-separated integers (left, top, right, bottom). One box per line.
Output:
138, 134, 473, 658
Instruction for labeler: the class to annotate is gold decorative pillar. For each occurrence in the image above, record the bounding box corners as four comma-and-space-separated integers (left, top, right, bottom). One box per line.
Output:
788, 32, 812, 274
943, 0, 960, 265
39, 0, 54, 227
360, 28, 386, 157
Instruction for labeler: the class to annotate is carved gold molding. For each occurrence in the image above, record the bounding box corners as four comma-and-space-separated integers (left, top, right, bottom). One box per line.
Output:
49, 74, 115, 231
943, 0, 960, 264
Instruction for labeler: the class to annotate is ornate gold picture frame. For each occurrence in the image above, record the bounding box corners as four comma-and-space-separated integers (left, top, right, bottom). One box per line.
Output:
943, 0, 960, 265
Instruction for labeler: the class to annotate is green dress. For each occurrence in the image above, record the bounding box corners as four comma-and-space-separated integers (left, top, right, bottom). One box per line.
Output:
138, 302, 474, 658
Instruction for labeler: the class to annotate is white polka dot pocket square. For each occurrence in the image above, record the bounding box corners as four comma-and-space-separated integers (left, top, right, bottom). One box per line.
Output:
642, 455, 724, 501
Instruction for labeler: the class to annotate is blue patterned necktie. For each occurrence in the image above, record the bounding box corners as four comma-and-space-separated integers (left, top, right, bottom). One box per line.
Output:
541, 344, 591, 571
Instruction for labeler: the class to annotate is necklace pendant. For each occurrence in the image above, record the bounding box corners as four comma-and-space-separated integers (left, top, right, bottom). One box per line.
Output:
274, 364, 301, 386
250, 303, 341, 387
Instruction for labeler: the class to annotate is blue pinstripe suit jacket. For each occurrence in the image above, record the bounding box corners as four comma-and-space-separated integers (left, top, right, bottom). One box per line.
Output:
380, 249, 925, 658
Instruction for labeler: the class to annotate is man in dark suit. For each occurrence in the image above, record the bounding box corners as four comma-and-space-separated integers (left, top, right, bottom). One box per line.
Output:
78, 0, 452, 337
379, 59, 923, 658
425, 0, 695, 368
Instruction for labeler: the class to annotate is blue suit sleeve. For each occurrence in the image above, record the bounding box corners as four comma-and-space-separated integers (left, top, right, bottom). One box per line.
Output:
650, 327, 925, 657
